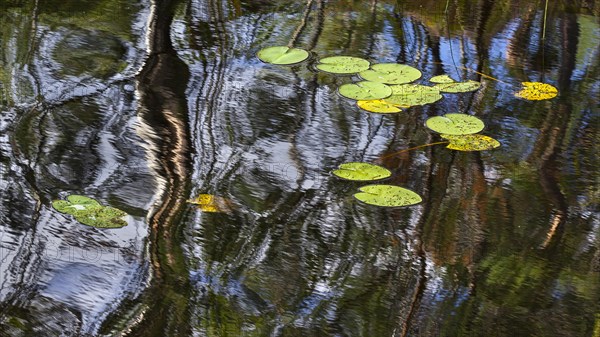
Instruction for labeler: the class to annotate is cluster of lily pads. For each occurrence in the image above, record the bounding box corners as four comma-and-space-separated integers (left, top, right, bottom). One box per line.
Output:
52, 195, 128, 228
257, 45, 557, 207
50, 46, 561, 224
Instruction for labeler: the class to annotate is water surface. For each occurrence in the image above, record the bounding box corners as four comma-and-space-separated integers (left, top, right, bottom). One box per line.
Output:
0, 0, 599, 336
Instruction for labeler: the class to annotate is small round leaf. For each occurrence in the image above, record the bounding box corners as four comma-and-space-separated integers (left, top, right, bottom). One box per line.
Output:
430, 75, 455, 84
514, 82, 558, 100
332, 162, 391, 181
359, 63, 422, 84
425, 113, 485, 135
386, 84, 442, 106
339, 81, 392, 100
316, 56, 370, 74
257, 46, 309, 65
354, 185, 422, 207
357, 99, 406, 113
441, 134, 501, 151
434, 80, 481, 93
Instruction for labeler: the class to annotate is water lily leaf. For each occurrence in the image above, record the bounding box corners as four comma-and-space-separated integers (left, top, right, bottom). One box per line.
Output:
515, 82, 558, 100
434, 80, 481, 93
187, 194, 230, 213
385, 84, 442, 106
441, 134, 501, 151
339, 81, 392, 100
332, 162, 391, 181
354, 185, 422, 207
316, 56, 370, 74
356, 99, 407, 113
425, 113, 485, 135
359, 63, 422, 84
257, 46, 309, 65
52, 195, 128, 228
429, 75, 456, 84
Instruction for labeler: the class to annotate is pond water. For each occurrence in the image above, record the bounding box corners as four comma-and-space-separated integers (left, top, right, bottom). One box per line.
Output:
0, 0, 599, 336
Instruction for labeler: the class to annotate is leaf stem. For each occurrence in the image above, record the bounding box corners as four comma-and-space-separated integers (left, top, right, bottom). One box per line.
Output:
380, 141, 450, 159
542, 0, 549, 41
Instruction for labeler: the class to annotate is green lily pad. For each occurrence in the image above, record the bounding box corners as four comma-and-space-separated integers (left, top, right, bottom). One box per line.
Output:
332, 162, 391, 181
434, 80, 481, 93
316, 56, 370, 74
52, 195, 128, 228
354, 185, 422, 207
385, 84, 442, 106
359, 63, 422, 84
425, 113, 485, 135
441, 134, 501, 151
429, 75, 456, 84
257, 46, 309, 65
339, 81, 392, 100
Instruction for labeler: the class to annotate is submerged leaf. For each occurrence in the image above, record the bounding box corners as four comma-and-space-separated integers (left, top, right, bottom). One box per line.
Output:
257, 46, 309, 65
359, 63, 422, 84
354, 185, 422, 207
356, 99, 406, 113
187, 194, 230, 213
441, 134, 501, 151
385, 84, 442, 106
434, 80, 481, 93
332, 162, 391, 181
52, 195, 127, 228
426, 113, 485, 135
316, 56, 370, 74
429, 75, 456, 84
515, 82, 558, 100
339, 81, 392, 100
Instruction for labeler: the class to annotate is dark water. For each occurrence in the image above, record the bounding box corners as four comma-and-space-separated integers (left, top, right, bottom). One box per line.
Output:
0, 0, 599, 336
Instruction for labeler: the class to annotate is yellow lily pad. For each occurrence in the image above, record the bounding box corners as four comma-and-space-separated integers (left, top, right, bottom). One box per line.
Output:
515, 82, 558, 100
187, 194, 231, 213
356, 99, 407, 113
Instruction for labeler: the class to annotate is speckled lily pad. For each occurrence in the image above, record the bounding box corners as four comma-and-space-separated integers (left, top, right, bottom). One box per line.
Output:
354, 185, 422, 207
332, 162, 391, 181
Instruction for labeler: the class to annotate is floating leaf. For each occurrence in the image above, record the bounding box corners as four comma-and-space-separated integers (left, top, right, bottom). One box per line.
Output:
441, 134, 501, 151
52, 195, 127, 228
515, 82, 558, 100
187, 194, 230, 213
339, 81, 392, 100
332, 162, 391, 181
425, 113, 485, 135
257, 46, 309, 65
385, 84, 442, 106
434, 80, 481, 93
359, 63, 422, 84
429, 75, 456, 84
354, 185, 422, 207
316, 56, 370, 74
356, 99, 407, 113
